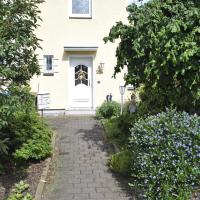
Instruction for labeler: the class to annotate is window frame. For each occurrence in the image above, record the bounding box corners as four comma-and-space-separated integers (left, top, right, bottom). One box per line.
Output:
69, 0, 92, 19
43, 55, 54, 75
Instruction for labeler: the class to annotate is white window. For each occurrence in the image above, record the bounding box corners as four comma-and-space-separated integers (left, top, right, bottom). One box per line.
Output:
69, 0, 92, 18
43, 55, 54, 74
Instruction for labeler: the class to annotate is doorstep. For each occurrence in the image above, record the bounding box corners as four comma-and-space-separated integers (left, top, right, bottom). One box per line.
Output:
38, 108, 96, 116
65, 108, 95, 115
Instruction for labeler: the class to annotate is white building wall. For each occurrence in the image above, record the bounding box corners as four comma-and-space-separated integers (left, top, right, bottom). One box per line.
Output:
31, 0, 131, 110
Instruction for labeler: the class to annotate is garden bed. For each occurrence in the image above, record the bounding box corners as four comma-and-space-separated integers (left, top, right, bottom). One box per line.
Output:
0, 160, 48, 199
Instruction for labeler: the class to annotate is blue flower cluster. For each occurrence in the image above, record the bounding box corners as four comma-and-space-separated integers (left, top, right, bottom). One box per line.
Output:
129, 109, 200, 199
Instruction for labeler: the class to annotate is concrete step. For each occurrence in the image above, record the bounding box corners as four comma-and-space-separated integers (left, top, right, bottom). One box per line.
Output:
65, 109, 95, 115
38, 109, 96, 116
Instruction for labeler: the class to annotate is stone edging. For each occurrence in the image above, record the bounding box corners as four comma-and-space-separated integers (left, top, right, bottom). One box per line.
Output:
35, 131, 57, 200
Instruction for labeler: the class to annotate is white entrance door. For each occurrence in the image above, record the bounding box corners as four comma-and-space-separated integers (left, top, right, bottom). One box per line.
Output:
68, 57, 93, 108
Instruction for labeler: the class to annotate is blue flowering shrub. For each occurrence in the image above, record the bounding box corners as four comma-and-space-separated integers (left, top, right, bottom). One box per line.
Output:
129, 109, 200, 200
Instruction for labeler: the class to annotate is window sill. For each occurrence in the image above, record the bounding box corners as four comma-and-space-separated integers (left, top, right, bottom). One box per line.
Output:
43, 73, 54, 76
69, 16, 92, 19
69, 14, 92, 19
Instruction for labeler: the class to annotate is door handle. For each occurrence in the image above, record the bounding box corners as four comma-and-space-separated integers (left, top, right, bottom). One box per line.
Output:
89, 80, 90, 86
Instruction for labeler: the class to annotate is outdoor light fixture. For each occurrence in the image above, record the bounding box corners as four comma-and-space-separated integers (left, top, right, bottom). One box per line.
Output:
119, 85, 126, 115
96, 62, 104, 74
119, 85, 126, 95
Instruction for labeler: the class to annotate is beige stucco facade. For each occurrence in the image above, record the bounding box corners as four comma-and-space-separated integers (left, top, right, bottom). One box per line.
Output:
30, 0, 131, 112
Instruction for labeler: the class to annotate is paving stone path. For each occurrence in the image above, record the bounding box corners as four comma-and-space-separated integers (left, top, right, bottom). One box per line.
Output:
43, 116, 135, 200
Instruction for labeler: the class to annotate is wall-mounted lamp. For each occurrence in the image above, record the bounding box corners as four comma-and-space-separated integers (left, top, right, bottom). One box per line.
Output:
96, 62, 104, 74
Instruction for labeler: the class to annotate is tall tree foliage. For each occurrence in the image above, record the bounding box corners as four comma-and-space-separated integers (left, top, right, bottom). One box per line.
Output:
104, 0, 200, 113
0, 0, 46, 163
0, 0, 43, 90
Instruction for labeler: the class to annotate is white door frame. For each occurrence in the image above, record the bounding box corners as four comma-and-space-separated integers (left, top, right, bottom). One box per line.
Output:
67, 55, 94, 109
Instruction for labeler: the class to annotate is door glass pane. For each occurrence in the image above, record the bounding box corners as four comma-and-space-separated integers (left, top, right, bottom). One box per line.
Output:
75, 65, 88, 86
72, 0, 89, 14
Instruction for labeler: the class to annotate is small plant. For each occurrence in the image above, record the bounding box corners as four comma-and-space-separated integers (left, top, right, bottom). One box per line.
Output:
96, 101, 120, 119
103, 115, 135, 149
129, 109, 200, 199
103, 118, 126, 148
6, 181, 33, 200
109, 150, 133, 176
14, 136, 52, 161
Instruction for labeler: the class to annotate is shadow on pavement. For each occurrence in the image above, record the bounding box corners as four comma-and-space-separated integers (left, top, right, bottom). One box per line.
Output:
76, 122, 141, 200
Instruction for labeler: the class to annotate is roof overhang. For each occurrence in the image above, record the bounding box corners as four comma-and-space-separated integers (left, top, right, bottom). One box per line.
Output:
64, 46, 98, 52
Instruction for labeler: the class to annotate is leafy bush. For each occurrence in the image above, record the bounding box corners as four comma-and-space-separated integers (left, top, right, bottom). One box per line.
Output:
129, 109, 200, 199
96, 101, 120, 119
0, 138, 8, 155
109, 150, 133, 176
0, 86, 52, 163
13, 122, 52, 161
137, 86, 170, 116
6, 181, 33, 200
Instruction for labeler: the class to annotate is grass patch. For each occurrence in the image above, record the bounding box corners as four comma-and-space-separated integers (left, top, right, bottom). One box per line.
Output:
102, 118, 129, 150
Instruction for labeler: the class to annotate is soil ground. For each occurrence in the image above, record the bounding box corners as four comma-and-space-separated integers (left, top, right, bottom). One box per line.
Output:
0, 160, 47, 200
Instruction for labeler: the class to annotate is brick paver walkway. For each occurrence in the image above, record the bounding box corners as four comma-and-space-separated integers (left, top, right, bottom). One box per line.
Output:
43, 117, 135, 200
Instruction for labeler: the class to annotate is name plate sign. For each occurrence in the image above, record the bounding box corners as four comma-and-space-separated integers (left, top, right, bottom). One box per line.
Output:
37, 93, 50, 110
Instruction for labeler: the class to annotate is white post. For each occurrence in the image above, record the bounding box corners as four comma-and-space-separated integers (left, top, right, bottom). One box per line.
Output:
119, 86, 126, 115
121, 94, 123, 115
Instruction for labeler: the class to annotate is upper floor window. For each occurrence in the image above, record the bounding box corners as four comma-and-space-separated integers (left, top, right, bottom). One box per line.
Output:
69, 0, 92, 18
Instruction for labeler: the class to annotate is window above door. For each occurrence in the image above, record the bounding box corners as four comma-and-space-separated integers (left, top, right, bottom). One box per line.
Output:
69, 0, 92, 18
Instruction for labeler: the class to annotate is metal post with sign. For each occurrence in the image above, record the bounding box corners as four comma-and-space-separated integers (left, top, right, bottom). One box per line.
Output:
119, 86, 126, 115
